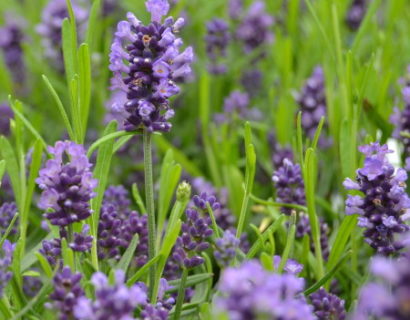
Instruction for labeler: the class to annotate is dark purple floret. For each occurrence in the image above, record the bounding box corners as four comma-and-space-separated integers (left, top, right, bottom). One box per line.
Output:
236, 1, 274, 54
310, 288, 346, 320
47, 267, 84, 320
74, 270, 146, 320
69, 225, 93, 252
23, 274, 43, 298
102, 185, 131, 213
138, 278, 175, 319
215, 260, 315, 319
0, 240, 15, 297
122, 212, 149, 267
346, 0, 368, 31
0, 202, 18, 237
0, 17, 25, 84
109, 0, 193, 132
344, 143, 410, 255
36, 141, 97, 228
390, 78, 410, 159
36, 0, 88, 69
40, 238, 62, 267
205, 18, 230, 75
297, 66, 331, 147
272, 158, 306, 215
0, 104, 14, 136
97, 203, 124, 260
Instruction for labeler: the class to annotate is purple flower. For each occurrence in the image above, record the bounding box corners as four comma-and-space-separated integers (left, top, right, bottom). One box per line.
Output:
310, 288, 346, 320
138, 278, 175, 319
109, 1, 193, 132
98, 185, 148, 265
0, 16, 25, 84
228, 0, 244, 20
214, 230, 240, 267
104, 90, 129, 130
297, 66, 331, 147
346, 0, 368, 31
215, 260, 315, 320
36, 0, 88, 69
23, 274, 42, 298
0, 202, 18, 237
69, 224, 93, 252
47, 267, 84, 320
390, 69, 410, 159
272, 158, 306, 215
74, 270, 146, 320
205, 18, 230, 75
0, 104, 14, 136
36, 141, 97, 227
236, 1, 274, 53
241, 69, 262, 97
353, 239, 410, 319
0, 240, 15, 296
343, 142, 410, 255
40, 237, 62, 267
273, 255, 304, 275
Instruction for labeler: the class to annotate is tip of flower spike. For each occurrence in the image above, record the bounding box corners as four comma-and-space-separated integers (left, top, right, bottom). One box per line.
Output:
146, 0, 170, 23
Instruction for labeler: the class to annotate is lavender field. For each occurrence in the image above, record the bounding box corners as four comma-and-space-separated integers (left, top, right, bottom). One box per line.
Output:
0, 0, 410, 319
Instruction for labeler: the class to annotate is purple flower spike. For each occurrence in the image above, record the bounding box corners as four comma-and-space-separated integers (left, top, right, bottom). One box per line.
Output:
236, 1, 274, 53
36, 0, 88, 69
47, 267, 84, 320
343, 142, 410, 255
36, 141, 97, 227
205, 18, 230, 75
310, 288, 346, 320
0, 202, 18, 237
272, 158, 306, 215
0, 104, 14, 136
215, 260, 315, 320
40, 238, 62, 267
297, 66, 331, 148
390, 67, 410, 159
346, 0, 368, 31
109, 0, 193, 132
74, 270, 146, 320
0, 240, 15, 296
214, 230, 240, 267
273, 255, 304, 275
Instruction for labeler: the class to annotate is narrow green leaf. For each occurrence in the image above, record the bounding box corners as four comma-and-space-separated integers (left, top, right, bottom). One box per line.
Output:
0, 213, 19, 247
132, 183, 147, 214
168, 273, 214, 292
87, 130, 132, 158
35, 252, 53, 278
116, 234, 139, 272
127, 254, 163, 286
78, 43, 91, 139
85, 0, 101, 51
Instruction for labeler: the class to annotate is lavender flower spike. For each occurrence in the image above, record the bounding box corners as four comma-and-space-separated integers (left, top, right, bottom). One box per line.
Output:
214, 230, 240, 267
0, 240, 15, 297
36, 141, 97, 227
310, 288, 346, 320
109, 0, 194, 132
205, 18, 230, 75
47, 267, 84, 320
343, 142, 410, 255
74, 270, 146, 320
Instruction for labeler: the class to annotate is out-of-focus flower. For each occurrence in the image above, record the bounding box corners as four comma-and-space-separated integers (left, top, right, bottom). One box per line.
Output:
297, 66, 331, 147
215, 260, 315, 320
205, 18, 230, 75
346, 0, 368, 31
0, 240, 15, 297
109, 0, 193, 132
74, 270, 146, 320
36, 0, 88, 69
0, 104, 14, 136
236, 1, 274, 54
343, 142, 410, 255
214, 230, 240, 267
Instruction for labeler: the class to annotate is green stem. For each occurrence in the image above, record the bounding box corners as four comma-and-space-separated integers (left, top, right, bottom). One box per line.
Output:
143, 129, 156, 298
173, 268, 188, 320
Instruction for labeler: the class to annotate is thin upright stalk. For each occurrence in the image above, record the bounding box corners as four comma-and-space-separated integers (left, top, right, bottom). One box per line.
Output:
143, 129, 156, 298
173, 268, 188, 320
